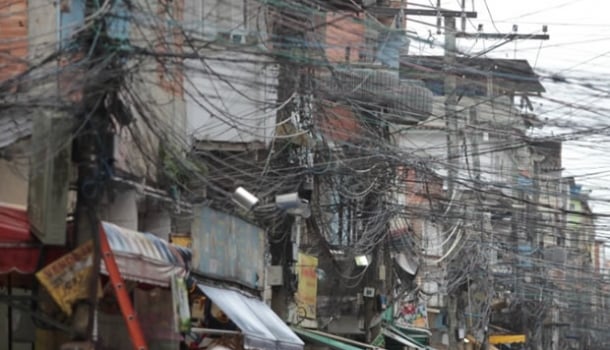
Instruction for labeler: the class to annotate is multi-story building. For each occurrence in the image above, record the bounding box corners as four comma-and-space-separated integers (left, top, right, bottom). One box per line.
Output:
546, 177, 596, 350
394, 55, 548, 348
0, 0, 193, 348
2, 1, 607, 350
264, 1, 438, 349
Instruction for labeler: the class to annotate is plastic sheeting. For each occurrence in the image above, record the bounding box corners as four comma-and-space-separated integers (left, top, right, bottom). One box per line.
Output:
100, 222, 191, 286
198, 284, 304, 350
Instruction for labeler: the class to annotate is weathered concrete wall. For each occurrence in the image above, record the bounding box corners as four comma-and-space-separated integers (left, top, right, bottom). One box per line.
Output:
0, 140, 29, 206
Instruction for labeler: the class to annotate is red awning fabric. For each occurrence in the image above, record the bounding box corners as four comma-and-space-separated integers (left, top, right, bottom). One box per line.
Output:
0, 203, 30, 242
0, 203, 66, 274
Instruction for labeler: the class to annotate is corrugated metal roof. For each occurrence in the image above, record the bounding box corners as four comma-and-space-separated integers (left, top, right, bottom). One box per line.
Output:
401, 56, 545, 94
0, 115, 32, 149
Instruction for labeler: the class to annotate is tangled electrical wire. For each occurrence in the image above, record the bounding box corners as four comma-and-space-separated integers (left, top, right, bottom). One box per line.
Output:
3, 0, 610, 346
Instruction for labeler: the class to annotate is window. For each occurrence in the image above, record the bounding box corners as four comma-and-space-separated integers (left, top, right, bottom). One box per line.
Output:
360, 36, 377, 63
556, 236, 564, 246
186, 0, 245, 35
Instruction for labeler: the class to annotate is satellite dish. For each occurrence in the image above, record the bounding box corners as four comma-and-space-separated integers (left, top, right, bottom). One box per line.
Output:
395, 252, 419, 275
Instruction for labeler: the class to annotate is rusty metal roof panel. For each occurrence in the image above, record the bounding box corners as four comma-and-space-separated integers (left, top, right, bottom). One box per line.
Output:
401, 56, 546, 94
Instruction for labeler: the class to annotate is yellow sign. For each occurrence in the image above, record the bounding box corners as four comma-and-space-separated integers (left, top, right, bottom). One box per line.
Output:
489, 334, 526, 345
170, 234, 192, 249
295, 253, 318, 320
36, 241, 99, 316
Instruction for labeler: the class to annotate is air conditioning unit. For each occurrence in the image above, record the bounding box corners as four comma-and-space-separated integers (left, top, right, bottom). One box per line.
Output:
217, 30, 246, 45
230, 33, 246, 45
216, 29, 257, 45
363, 287, 375, 298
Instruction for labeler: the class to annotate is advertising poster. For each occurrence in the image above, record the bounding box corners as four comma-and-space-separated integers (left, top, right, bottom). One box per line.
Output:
395, 298, 428, 328
170, 234, 192, 249
295, 253, 318, 320
171, 275, 191, 333
36, 241, 99, 316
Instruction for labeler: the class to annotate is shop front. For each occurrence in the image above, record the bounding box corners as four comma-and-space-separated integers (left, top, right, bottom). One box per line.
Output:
186, 206, 304, 350
97, 222, 191, 350
0, 203, 70, 350
186, 283, 303, 350
33, 221, 192, 350
0, 203, 68, 277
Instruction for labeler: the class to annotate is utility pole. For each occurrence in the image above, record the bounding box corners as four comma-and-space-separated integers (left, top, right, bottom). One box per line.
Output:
268, 1, 306, 323
443, 17, 458, 215
469, 106, 492, 350
381, 2, 550, 348
443, 15, 463, 350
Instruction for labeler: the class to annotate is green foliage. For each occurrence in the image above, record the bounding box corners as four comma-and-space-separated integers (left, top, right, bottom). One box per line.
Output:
159, 143, 207, 189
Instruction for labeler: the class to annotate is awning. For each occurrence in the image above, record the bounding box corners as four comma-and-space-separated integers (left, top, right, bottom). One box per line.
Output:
198, 284, 304, 350
382, 326, 426, 350
292, 328, 372, 350
0, 204, 66, 275
100, 222, 191, 286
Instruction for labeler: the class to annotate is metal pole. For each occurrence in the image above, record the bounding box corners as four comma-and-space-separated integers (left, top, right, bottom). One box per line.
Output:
8, 274, 12, 350
444, 15, 461, 350
469, 106, 490, 350
443, 17, 458, 220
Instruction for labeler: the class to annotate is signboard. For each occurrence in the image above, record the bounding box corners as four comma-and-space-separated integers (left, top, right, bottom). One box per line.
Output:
192, 207, 265, 289
170, 234, 192, 249
171, 275, 191, 333
295, 253, 318, 320
395, 298, 428, 328
36, 241, 98, 315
